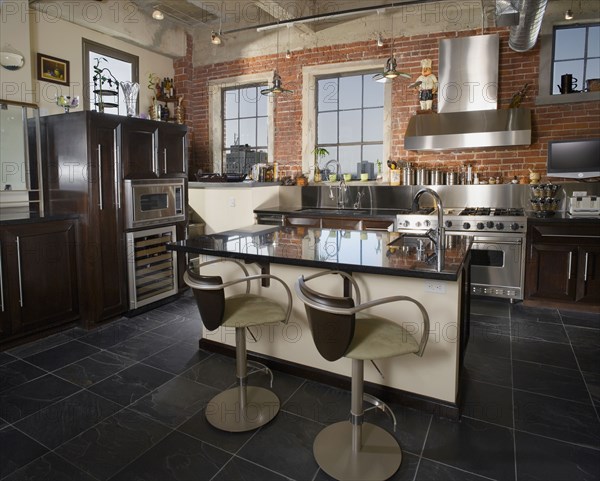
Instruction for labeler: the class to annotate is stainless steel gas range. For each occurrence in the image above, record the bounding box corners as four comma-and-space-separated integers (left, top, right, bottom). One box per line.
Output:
396, 207, 527, 301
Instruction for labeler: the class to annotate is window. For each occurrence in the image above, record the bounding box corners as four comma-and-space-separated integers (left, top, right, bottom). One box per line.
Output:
316, 73, 384, 178
551, 24, 599, 95
83, 39, 139, 115
222, 85, 268, 174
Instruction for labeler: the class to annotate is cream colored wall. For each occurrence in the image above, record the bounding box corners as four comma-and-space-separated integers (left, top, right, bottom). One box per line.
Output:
197, 259, 462, 403
1, 3, 175, 116
188, 186, 281, 234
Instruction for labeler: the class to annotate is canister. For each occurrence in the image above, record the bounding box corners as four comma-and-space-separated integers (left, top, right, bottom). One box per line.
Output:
446, 172, 457, 185
431, 170, 445, 185
416, 169, 430, 185
390, 169, 401, 186
402, 167, 415, 185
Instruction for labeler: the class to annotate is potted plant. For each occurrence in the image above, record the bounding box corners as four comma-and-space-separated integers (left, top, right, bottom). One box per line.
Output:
311, 147, 329, 183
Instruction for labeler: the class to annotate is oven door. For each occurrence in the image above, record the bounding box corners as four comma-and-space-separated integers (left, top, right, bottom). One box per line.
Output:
470, 235, 523, 299
125, 180, 185, 229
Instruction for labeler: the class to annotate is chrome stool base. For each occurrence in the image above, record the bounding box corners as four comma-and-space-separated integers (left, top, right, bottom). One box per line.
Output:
205, 386, 280, 432
313, 421, 402, 481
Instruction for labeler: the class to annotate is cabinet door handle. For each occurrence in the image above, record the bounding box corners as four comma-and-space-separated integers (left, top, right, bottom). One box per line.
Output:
97, 144, 104, 210
182, 137, 187, 173
0, 242, 4, 312
567, 251, 572, 280
584, 252, 589, 281
114, 132, 121, 208
163, 148, 167, 174
16, 236, 23, 307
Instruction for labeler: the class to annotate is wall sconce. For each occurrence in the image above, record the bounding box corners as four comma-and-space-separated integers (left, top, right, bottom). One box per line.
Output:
152, 9, 164, 20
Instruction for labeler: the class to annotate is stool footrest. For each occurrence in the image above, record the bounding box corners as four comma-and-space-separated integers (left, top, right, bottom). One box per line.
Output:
246, 360, 274, 387
363, 393, 397, 432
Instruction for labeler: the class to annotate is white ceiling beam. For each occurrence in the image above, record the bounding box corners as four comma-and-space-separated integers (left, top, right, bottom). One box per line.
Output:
253, 0, 315, 34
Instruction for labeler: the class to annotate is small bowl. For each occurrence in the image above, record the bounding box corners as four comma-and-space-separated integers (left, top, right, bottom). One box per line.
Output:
328, 174, 337, 182
360, 173, 369, 181
343, 174, 352, 182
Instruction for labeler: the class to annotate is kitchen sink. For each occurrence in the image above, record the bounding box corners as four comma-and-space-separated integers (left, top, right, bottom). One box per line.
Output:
298, 208, 370, 216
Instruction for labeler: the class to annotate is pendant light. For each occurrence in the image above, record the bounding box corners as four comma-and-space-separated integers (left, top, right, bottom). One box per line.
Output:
372, 7, 410, 83
261, 25, 292, 96
211, 15, 223, 45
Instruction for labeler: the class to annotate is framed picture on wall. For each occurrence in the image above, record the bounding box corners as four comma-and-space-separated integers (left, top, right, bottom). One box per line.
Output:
37, 53, 70, 86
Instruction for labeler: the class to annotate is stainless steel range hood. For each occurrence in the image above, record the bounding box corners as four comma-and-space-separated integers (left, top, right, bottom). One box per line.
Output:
404, 34, 532, 151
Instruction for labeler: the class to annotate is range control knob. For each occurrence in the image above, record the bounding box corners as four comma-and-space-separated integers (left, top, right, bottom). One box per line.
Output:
445, 220, 453, 228
510, 223, 520, 231
403, 220, 410, 228
463, 222, 471, 230
496, 222, 505, 230
415, 221, 422, 227
476, 222, 485, 230
424, 220, 431, 227
486, 221, 494, 228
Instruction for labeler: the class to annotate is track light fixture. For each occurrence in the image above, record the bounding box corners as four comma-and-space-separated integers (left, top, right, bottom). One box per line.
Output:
152, 9, 164, 20
211, 31, 222, 44
564, 9, 573, 20
261, 24, 292, 96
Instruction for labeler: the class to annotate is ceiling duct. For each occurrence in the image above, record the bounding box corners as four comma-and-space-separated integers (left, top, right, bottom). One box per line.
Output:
495, 0, 520, 26
404, 34, 531, 151
508, 0, 549, 52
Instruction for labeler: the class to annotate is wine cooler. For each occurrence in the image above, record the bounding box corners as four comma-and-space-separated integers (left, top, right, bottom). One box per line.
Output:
126, 225, 178, 309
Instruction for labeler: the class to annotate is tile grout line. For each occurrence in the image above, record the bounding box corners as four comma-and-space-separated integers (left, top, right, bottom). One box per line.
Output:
509, 302, 518, 481
411, 414, 432, 481
557, 309, 600, 424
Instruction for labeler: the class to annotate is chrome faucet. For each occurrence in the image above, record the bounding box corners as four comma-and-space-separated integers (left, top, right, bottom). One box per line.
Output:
324, 159, 341, 179
337, 177, 348, 209
412, 188, 445, 254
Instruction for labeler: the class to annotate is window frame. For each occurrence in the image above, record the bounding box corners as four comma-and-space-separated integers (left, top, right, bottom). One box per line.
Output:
550, 23, 599, 96
536, 20, 600, 106
82, 38, 139, 114
302, 60, 392, 178
208, 72, 275, 174
315, 72, 385, 177
221, 83, 269, 174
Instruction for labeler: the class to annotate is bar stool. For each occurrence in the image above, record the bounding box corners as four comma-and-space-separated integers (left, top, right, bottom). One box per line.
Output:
184, 257, 292, 432
294, 271, 430, 481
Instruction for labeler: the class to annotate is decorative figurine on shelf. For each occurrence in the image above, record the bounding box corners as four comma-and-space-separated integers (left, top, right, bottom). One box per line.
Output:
175, 95, 185, 124
56, 95, 79, 113
409, 58, 438, 111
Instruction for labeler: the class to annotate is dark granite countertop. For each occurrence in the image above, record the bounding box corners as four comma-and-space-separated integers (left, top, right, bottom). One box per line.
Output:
169, 225, 471, 281
254, 206, 403, 219
0, 212, 79, 226
526, 211, 600, 223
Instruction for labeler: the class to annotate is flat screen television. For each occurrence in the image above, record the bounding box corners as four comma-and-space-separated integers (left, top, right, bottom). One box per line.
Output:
547, 138, 600, 179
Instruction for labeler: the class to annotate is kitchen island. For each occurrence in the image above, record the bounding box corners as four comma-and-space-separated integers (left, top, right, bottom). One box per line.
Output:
169, 226, 472, 416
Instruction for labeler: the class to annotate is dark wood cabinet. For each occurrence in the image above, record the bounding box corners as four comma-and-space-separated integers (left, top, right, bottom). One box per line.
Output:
158, 123, 187, 177
121, 120, 187, 179
43, 112, 128, 327
121, 120, 159, 179
525, 219, 600, 309
576, 245, 600, 304
0, 219, 79, 343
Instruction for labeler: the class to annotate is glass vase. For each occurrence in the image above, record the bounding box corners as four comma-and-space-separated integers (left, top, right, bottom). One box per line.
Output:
120, 81, 139, 117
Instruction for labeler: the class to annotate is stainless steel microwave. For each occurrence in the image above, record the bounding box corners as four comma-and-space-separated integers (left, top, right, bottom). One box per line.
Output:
124, 179, 185, 229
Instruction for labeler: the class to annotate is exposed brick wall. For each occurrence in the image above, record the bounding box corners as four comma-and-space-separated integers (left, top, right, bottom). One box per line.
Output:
181, 28, 600, 182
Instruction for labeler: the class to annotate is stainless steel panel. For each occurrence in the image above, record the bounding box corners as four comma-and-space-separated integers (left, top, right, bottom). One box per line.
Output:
470, 239, 523, 298
438, 34, 499, 113
404, 108, 531, 151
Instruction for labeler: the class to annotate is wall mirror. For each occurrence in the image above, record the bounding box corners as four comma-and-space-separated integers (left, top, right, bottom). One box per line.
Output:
0, 100, 44, 218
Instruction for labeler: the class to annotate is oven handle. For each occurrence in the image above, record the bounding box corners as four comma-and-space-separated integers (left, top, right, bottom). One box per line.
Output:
472, 239, 523, 245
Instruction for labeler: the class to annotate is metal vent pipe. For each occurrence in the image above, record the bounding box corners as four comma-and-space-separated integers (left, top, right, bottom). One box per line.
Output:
508, 0, 549, 52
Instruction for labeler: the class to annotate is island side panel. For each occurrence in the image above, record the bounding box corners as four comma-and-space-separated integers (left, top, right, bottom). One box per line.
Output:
193, 257, 462, 404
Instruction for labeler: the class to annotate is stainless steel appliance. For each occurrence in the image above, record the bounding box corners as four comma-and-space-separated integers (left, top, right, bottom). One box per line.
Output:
124, 178, 185, 229
396, 207, 526, 300
126, 225, 178, 309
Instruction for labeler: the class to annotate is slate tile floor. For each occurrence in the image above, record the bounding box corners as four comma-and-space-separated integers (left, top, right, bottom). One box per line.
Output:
1, 294, 599, 481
